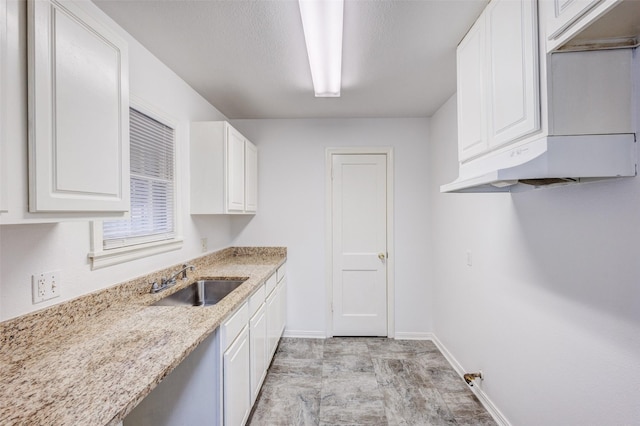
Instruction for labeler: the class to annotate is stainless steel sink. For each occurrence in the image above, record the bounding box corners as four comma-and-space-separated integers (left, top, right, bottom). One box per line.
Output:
151, 278, 246, 307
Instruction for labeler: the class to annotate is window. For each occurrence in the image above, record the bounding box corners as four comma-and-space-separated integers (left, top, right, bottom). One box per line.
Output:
103, 108, 175, 248
89, 103, 182, 269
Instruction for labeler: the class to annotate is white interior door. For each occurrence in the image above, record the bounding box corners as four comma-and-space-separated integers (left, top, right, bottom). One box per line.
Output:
331, 154, 387, 336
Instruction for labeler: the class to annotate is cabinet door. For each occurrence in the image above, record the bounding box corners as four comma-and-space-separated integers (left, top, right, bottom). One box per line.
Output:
244, 140, 258, 213
545, 0, 602, 40
223, 326, 251, 426
457, 16, 487, 162
277, 277, 287, 337
266, 289, 279, 361
28, 0, 129, 212
226, 125, 246, 212
486, 0, 540, 148
250, 304, 267, 404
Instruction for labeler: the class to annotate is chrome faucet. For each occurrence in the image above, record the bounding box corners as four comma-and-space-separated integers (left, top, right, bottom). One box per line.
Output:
150, 264, 196, 293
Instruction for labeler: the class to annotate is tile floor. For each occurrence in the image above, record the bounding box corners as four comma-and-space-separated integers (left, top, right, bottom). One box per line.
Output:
247, 337, 496, 425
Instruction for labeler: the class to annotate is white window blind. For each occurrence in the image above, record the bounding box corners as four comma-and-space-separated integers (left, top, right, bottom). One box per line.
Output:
103, 108, 175, 250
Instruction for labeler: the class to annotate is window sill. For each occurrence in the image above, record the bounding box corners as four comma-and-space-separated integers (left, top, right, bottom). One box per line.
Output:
88, 238, 183, 270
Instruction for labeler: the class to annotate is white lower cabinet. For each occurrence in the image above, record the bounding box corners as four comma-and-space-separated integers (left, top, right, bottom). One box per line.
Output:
267, 266, 287, 360
276, 264, 287, 341
221, 263, 286, 425
249, 303, 268, 404
223, 325, 251, 426
266, 286, 280, 359
277, 276, 287, 338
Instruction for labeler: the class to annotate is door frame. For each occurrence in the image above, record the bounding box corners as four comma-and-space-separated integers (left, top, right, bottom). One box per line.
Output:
325, 147, 395, 338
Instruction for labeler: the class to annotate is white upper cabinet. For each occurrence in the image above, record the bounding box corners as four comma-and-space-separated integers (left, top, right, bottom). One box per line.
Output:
227, 125, 246, 212
545, 0, 603, 40
486, 0, 540, 149
244, 140, 258, 214
190, 121, 258, 215
28, 0, 129, 213
457, 16, 487, 161
456, 0, 540, 162
543, 0, 631, 52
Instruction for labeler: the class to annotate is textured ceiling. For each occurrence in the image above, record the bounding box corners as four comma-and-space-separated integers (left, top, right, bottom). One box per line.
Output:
94, 0, 487, 119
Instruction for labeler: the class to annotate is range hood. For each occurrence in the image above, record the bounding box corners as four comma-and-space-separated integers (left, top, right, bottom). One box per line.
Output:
440, 134, 637, 193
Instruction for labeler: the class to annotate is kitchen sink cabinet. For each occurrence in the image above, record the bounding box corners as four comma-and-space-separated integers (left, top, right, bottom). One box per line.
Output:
123, 332, 219, 426
190, 121, 258, 215
123, 263, 286, 426
27, 0, 130, 213
457, 0, 540, 162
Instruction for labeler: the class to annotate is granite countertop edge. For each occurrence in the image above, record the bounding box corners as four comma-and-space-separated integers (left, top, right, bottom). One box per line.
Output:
0, 246, 287, 426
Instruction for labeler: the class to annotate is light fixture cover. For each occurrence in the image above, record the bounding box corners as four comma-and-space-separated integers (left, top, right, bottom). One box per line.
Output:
298, 0, 344, 97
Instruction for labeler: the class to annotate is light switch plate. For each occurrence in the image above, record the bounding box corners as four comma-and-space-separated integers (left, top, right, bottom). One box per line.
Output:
32, 270, 61, 304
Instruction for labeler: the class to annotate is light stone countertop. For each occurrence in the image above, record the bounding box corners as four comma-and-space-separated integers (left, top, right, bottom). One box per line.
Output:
0, 247, 286, 425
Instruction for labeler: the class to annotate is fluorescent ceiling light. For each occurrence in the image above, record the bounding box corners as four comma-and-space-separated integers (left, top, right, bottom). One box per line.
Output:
298, 0, 344, 97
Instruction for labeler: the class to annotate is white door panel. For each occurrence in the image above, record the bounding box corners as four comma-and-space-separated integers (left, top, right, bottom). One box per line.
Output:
28, 0, 129, 212
332, 154, 387, 336
227, 125, 245, 212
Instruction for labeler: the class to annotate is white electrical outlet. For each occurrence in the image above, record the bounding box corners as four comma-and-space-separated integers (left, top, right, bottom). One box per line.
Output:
201, 237, 208, 253
32, 270, 61, 304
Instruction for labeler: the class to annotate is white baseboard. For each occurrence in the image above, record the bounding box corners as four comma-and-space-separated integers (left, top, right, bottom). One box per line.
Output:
282, 329, 326, 339
394, 331, 435, 340
430, 334, 511, 426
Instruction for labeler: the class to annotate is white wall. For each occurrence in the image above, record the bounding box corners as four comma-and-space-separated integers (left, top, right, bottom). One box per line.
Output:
429, 95, 640, 424
0, 0, 232, 320
230, 118, 432, 337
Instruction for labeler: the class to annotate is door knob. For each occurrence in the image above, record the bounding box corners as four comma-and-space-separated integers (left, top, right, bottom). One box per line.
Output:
378, 253, 386, 260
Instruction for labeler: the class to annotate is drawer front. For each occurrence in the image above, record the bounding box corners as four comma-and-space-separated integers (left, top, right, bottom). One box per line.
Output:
266, 273, 277, 296
221, 302, 249, 350
276, 264, 286, 283
248, 283, 266, 317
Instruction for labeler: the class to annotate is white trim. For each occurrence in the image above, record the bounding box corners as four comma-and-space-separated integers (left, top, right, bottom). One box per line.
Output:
325, 147, 395, 338
282, 330, 326, 339
394, 332, 434, 340
88, 233, 183, 270
88, 95, 183, 269
430, 334, 512, 426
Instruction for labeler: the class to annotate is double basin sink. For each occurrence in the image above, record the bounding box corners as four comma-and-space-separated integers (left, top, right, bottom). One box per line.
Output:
151, 278, 246, 307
